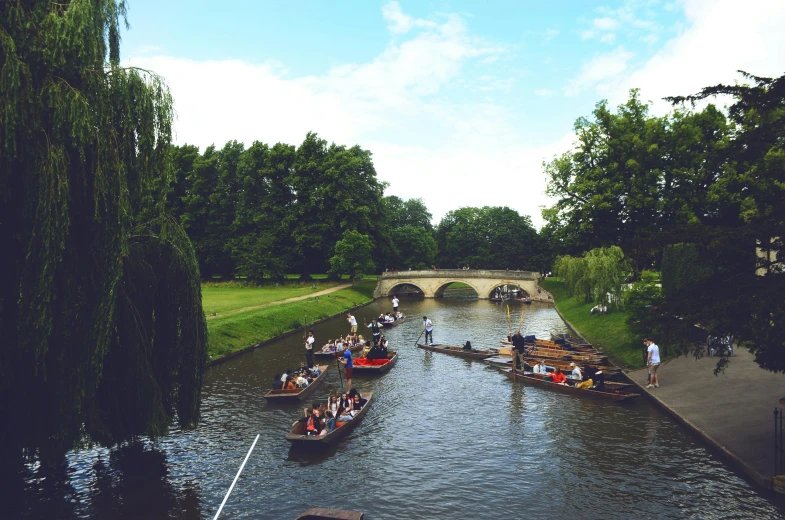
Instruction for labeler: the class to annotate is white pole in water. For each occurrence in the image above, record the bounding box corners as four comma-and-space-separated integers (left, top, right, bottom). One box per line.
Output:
213, 434, 260, 520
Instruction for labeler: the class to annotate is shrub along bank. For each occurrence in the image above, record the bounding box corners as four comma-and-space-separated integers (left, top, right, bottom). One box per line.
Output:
541, 278, 644, 369
205, 281, 376, 360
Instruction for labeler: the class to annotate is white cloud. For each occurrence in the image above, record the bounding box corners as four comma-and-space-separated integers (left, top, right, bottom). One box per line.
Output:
544, 28, 560, 41
593, 17, 620, 31
565, 47, 635, 96
381, 1, 436, 34
535, 88, 555, 97
600, 33, 616, 43
580, 29, 596, 40
606, 0, 785, 112
126, 4, 561, 226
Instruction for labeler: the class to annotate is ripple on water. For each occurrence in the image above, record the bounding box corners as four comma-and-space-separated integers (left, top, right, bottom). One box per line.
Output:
14, 298, 785, 519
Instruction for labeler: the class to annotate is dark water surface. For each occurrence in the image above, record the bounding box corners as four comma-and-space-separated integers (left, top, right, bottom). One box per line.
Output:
15, 296, 785, 519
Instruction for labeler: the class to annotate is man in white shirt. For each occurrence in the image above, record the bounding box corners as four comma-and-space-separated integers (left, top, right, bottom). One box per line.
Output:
305, 331, 315, 368
347, 313, 357, 335
423, 316, 434, 345
644, 337, 660, 389
391, 296, 399, 313
569, 362, 582, 381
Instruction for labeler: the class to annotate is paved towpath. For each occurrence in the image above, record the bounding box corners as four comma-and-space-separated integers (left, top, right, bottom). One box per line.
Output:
628, 348, 785, 489
207, 283, 353, 320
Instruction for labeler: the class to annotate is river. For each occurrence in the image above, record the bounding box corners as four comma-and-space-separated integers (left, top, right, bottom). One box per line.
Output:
13, 294, 785, 519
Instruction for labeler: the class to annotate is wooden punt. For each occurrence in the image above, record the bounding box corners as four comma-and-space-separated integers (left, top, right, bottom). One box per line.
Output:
416, 343, 494, 359
351, 352, 398, 374
264, 365, 329, 402
286, 392, 373, 446
523, 371, 633, 391
484, 356, 621, 376
501, 339, 596, 353
313, 344, 363, 360
381, 316, 406, 328
502, 369, 638, 401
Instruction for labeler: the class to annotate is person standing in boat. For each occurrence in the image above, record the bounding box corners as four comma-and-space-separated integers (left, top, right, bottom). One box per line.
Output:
365, 317, 382, 346
305, 330, 315, 368
347, 313, 358, 336
510, 331, 527, 370
423, 316, 434, 345
391, 295, 399, 314
340, 345, 353, 392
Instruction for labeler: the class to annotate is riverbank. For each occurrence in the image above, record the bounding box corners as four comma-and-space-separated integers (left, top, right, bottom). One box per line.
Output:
205, 280, 377, 361
628, 349, 785, 492
540, 278, 642, 368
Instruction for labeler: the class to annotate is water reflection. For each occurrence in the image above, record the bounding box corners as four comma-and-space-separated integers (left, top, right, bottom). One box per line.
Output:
14, 297, 785, 519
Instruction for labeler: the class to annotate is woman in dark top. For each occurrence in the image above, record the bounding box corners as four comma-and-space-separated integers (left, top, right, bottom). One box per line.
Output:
272, 374, 283, 390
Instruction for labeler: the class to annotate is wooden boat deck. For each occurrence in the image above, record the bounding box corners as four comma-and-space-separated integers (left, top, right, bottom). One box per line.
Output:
417, 343, 494, 359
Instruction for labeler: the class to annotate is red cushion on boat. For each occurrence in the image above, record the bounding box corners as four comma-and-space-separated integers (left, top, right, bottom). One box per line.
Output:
354, 358, 390, 366
335, 422, 346, 428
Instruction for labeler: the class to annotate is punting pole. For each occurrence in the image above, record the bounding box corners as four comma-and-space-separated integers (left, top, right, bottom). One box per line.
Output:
213, 434, 260, 520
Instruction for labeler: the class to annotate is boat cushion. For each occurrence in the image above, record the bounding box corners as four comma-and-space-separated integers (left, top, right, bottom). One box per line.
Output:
354, 358, 390, 366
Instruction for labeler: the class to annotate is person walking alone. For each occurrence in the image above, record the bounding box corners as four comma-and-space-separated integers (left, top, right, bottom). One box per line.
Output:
305, 331, 315, 368
644, 337, 660, 389
423, 316, 434, 345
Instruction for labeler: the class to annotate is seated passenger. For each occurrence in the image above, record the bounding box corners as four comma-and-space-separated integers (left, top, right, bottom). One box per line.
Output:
309, 365, 322, 377
592, 370, 606, 391
548, 368, 568, 384
366, 344, 384, 360
305, 407, 324, 436
272, 374, 283, 390
569, 362, 582, 381
532, 362, 545, 374
323, 411, 336, 433
463, 341, 473, 350
285, 377, 297, 390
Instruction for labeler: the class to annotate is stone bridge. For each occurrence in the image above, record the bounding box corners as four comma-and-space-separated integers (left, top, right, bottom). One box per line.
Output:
373, 269, 542, 299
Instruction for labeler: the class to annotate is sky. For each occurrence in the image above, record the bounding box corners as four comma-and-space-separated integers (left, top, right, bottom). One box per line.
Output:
122, 0, 785, 228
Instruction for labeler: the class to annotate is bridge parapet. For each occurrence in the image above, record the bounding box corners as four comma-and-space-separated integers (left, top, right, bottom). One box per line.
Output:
381, 269, 539, 281
375, 269, 542, 299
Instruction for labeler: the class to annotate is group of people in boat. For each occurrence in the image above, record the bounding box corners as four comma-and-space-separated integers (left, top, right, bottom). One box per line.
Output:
319, 334, 366, 354
273, 364, 323, 390
530, 360, 605, 391
299, 388, 368, 436
378, 311, 403, 323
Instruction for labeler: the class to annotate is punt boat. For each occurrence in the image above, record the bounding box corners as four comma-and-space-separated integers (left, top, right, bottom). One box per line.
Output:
502, 369, 639, 402
286, 393, 373, 446
264, 365, 329, 402
351, 352, 398, 374
417, 343, 494, 359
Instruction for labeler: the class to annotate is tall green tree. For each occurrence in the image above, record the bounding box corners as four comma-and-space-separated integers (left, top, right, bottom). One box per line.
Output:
0, 0, 207, 468
391, 225, 437, 270
435, 206, 541, 270
543, 90, 731, 268
329, 230, 375, 281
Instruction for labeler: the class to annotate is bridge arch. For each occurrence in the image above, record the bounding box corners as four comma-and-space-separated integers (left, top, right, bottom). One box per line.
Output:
387, 282, 425, 296
433, 280, 482, 298
487, 282, 530, 299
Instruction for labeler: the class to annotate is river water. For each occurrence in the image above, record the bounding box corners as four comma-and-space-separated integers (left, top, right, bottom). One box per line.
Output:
13, 295, 785, 519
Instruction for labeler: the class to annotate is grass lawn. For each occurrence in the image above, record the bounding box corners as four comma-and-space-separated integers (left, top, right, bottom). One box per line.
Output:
205, 280, 377, 360
541, 278, 645, 369
202, 280, 342, 316
442, 282, 472, 289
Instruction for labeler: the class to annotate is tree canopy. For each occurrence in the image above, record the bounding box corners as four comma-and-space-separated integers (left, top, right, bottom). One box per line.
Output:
0, 0, 207, 465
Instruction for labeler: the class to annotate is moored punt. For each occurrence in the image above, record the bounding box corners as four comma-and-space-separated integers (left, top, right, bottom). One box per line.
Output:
295, 508, 364, 519
501, 338, 596, 353
502, 369, 639, 402
264, 365, 329, 402
352, 352, 398, 374
417, 343, 494, 359
523, 371, 633, 391
483, 356, 621, 377
313, 344, 363, 360
381, 316, 406, 327
286, 393, 374, 446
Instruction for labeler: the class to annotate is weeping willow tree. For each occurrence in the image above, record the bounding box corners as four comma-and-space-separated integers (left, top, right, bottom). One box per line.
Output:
554, 246, 631, 308
0, 0, 207, 467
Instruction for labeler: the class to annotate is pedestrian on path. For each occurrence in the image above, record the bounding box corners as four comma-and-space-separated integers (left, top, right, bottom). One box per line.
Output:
305, 331, 315, 368
644, 337, 660, 388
